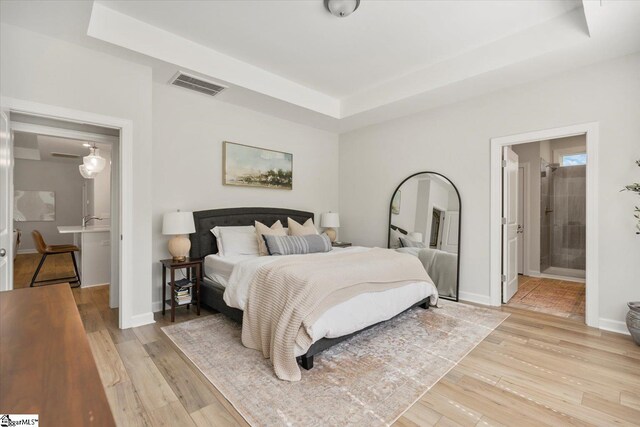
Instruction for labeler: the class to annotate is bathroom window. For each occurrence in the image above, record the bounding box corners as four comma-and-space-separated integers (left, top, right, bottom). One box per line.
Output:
560, 152, 587, 167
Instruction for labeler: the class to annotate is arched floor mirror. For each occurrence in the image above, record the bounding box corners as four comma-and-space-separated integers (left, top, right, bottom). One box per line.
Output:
388, 172, 461, 301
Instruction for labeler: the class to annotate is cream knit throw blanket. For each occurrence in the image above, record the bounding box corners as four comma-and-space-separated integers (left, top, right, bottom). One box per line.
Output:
241, 248, 436, 381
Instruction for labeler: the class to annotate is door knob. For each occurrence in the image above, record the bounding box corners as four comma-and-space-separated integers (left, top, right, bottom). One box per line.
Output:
0, 248, 6, 257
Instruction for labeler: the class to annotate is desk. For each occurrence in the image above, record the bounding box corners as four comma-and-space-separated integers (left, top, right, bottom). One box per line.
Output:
0, 285, 115, 426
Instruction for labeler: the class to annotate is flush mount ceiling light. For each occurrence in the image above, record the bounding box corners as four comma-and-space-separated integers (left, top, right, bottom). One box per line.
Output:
324, 0, 360, 17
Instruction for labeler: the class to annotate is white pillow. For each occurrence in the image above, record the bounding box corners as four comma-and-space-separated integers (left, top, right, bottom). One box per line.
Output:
210, 225, 256, 256
389, 228, 404, 249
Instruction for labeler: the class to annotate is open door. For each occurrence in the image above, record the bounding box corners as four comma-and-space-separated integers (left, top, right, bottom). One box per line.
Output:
502, 146, 519, 303
441, 211, 459, 253
0, 109, 13, 290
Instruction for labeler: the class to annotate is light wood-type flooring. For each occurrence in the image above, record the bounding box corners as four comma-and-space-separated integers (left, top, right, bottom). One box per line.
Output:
14, 252, 77, 289
12, 256, 640, 426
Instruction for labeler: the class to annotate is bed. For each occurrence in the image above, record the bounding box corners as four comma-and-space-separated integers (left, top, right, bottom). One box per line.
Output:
190, 207, 438, 377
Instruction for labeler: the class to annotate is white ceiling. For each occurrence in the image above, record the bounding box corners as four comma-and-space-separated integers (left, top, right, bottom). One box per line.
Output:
14, 132, 111, 164
99, 0, 581, 99
2, 1, 640, 133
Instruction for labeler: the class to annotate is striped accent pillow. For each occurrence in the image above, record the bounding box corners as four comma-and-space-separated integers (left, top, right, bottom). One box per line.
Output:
263, 233, 332, 256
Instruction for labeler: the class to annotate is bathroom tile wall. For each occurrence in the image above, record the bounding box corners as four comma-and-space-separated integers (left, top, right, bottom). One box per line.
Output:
539, 159, 552, 272
550, 165, 586, 270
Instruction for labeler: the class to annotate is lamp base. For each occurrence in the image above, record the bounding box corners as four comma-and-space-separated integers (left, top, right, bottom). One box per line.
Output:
168, 234, 191, 262
325, 228, 337, 242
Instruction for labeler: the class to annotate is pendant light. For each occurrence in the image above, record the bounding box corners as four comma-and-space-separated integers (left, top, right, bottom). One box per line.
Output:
324, 0, 360, 17
79, 164, 98, 179
83, 143, 106, 174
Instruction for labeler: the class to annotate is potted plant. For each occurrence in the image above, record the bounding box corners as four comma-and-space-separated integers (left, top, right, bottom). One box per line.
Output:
623, 160, 639, 343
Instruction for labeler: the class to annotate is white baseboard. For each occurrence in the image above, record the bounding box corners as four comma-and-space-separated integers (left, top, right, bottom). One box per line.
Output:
152, 300, 163, 313
599, 318, 630, 336
126, 312, 155, 329
81, 282, 110, 289
526, 270, 541, 277
458, 291, 493, 306
17, 249, 38, 254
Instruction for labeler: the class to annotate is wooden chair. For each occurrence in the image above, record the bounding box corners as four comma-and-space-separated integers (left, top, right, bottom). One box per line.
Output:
30, 230, 81, 288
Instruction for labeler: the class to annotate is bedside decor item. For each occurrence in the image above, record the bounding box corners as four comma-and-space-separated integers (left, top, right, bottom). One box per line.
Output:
320, 212, 340, 242
391, 190, 401, 215
621, 159, 639, 234
14, 190, 55, 221
162, 210, 195, 261
161, 258, 201, 322
223, 141, 293, 190
627, 302, 640, 345
408, 232, 423, 243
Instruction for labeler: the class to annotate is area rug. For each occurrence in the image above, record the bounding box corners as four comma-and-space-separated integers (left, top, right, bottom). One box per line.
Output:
162, 301, 508, 426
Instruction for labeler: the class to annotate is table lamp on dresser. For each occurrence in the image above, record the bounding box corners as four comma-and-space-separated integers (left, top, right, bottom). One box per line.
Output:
321, 212, 340, 242
162, 210, 195, 261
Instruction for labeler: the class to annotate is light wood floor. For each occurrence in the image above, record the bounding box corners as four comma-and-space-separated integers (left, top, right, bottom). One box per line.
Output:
14, 257, 640, 426
14, 253, 77, 289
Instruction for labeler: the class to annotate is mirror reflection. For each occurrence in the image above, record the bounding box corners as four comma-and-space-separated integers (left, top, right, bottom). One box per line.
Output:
388, 172, 461, 301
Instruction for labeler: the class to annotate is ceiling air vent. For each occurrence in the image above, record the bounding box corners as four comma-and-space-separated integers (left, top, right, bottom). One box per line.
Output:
170, 72, 226, 97
51, 152, 82, 159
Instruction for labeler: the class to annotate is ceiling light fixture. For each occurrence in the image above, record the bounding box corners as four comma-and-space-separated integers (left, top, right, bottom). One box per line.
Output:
324, 0, 360, 18
79, 143, 106, 179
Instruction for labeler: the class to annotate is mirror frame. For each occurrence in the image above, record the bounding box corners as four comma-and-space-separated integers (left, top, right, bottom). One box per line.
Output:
387, 171, 462, 302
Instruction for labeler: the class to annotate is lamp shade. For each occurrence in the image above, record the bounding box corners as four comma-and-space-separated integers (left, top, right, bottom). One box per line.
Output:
408, 232, 423, 242
321, 212, 340, 228
162, 211, 195, 235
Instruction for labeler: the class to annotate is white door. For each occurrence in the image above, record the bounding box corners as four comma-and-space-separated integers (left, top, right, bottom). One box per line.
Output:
0, 109, 13, 291
441, 211, 459, 253
517, 167, 524, 275
502, 146, 519, 303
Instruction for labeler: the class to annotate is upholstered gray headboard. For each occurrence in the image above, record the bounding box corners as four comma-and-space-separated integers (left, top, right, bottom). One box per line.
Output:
189, 207, 314, 259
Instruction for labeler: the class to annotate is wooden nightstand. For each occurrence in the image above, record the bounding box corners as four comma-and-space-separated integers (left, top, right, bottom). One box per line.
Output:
161, 257, 202, 322
331, 242, 352, 248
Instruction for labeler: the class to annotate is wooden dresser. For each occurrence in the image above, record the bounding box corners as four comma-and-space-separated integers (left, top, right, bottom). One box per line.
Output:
0, 284, 115, 426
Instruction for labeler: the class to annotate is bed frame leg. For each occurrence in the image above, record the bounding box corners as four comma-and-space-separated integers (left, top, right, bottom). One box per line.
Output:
419, 301, 429, 309
300, 354, 314, 370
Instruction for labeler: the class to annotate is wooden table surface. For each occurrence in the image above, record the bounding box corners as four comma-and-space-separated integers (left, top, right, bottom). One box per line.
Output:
0, 284, 115, 426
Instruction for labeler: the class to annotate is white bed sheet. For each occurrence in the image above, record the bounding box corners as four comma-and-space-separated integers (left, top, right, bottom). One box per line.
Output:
204, 254, 257, 287
217, 246, 438, 357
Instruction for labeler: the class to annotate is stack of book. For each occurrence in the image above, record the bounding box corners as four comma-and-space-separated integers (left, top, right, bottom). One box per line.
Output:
173, 279, 193, 305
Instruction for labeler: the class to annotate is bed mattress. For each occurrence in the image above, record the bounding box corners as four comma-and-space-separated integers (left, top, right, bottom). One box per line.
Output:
204, 247, 438, 357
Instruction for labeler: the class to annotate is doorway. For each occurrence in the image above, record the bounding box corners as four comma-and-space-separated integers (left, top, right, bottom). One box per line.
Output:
490, 123, 599, 327
0, 97, 135, 329
11, 116, 116, 299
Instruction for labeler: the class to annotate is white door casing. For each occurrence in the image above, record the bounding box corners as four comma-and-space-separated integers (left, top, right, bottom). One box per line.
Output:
502, 146, 519, 303
0, 109, 12, 290
441, 211, 459, 253
517, 167, 525, 275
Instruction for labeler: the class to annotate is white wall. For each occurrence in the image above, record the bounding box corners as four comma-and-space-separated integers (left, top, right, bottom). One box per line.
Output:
13, 159, 84, 251
1, 24, 153, 323
339, 53, 640, 327
151, 83, 339, 308
390, 176, 419, 234
92, 150, 111, 223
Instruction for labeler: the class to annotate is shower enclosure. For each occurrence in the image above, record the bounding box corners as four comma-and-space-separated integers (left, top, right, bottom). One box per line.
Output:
540, 160, 586, 278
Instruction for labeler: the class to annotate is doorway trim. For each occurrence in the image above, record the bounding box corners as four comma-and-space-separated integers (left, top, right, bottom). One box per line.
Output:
1, 96, 134, 329
490, 122, 599, 327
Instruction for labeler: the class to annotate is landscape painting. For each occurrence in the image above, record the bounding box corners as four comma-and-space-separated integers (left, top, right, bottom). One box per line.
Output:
223, 141, 293, 190
14, 190, 55, 221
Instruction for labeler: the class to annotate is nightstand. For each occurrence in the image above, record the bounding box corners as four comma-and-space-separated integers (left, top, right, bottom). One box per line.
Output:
161, 257, 202, 322
331, 241, 352, 248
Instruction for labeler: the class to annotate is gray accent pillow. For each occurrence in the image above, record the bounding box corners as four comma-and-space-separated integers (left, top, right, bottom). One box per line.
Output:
263, 233, 332, 256
399, 236, 426, 248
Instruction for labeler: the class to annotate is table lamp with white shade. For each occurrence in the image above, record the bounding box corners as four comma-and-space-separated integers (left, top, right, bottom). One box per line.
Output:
408, 232, 423, 243
162, 210, 195, 262
321, 212, 340, 242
